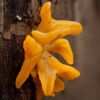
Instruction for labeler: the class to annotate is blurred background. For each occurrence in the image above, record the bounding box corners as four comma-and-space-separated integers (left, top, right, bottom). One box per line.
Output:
42, 0, 100, 100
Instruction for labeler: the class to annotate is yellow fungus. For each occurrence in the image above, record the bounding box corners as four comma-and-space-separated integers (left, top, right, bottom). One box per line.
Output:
53, 77, 65, 93
46, 38, 73, 64
36, 2, 82, 35
37, 50, 80, 96
35, 84, 44, 100
15, 35, 42, 88
15, 1, 82, 100
32, 27, 70, 44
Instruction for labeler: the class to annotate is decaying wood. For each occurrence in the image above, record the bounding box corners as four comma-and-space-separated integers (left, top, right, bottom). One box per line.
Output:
0, 0, 75, 99
1, 0, 100, 100
0, 0, 42, 99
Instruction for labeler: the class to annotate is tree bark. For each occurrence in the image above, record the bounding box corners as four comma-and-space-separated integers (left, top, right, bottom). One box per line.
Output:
2, 0, 100, 100
0, 0, 42, 99
1, 0, 73, 99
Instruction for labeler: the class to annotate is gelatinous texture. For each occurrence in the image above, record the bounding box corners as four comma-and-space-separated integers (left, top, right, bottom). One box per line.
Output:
32, 27, 70, 44
37, 51, 80, 95
15, 1, 82, 100
47, 38, 73, 64
36, 2, 82, 34
15, 36, 42, 88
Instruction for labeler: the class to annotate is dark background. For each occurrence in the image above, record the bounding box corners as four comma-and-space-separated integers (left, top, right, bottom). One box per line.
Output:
0, 0, 100, 100
43, 0, 100, 100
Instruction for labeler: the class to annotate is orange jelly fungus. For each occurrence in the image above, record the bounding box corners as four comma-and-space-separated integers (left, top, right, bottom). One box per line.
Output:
15, 1, 82, 100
